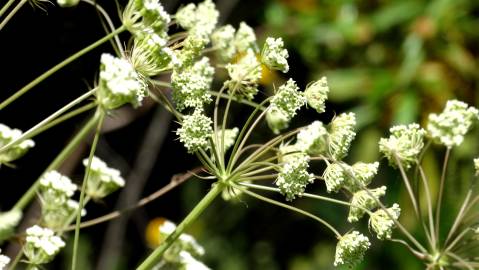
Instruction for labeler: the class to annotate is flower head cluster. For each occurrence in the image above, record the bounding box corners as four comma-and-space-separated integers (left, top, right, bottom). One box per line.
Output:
175, 0, 219, 39
379, 124, 425, 169
323, 163, 350, 193
83, 156, 125, 199
334, 231, 370, 268
234, 22, 258, 53
348, 186, 386, 223
327, 112, 356, 160
177, 110, 213, 153
175, 36, 208, 69
369, 203, 401, 240
155, 219, 209, 269
275, 153, 314, 201
98, 53, 147, 109
211, 25, 236, 62
350, 161, 379, 190
427, 100, 479, 147
295, 121, 328, 156
225, 49, 262, 100
131, 33, 177, 76
172, 57, 214, 111
0, 123, 35, 164
123, 0, 170, 36
0, 249, 10, 269
261, 37, 289, 73
215, 127, 239, 152
24, 225, 65, 265
304, 77, 329, 114
0, 210, 22, 242
266, 79, 306, 134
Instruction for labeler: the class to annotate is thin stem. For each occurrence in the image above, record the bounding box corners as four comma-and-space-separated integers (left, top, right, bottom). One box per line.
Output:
0, 0, 17, 18
0, 25, 127, 110
435, 147, 451, 245
208, 91, 265, 110
235, 184, 342, 238
394, 155, 421, 221
446, 251, 474, 270
28, 102, 97, 139
418, 165, 437, 248
0, 0, 26, 31
12, 114, 100, 210
389, 238, 428, 260
444, 228, 472, 254
71, 108, 105, 270
444, 190, 472, 246
0, 89, 96, 153
136, 183, 224, 270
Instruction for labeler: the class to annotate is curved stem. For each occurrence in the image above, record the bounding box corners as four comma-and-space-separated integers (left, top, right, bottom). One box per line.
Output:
71, 108, 105, 270
235, 184, 341, 238
0, 25, 127, 110
0, 89, 96, 153
435, 147, 451, 245
394, 155, 421, 221
12, 113, 100, 211
136, 183, 224, 270
0, 0, 26, 31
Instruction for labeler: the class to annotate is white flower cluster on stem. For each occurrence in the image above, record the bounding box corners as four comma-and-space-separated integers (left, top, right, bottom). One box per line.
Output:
176, 109, 213, 154
83, 156, 125, 199
0, 123, 34, 164
24, 225, 65, 266
334, 231, 370, 268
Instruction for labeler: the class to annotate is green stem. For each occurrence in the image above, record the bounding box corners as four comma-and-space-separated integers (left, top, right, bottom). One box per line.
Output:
0, 89, 96, 153
418, 165, 437, 248
12, 113, 100, 211
394, 155, 421, 221
208, 91, 265, 110
236, 184, 342, 238
435, 147, 451, 246
0, 0, 17, 18
0, 0, 26, 31
136, 183, 224, 270
0, 25, 126, 110
71, 108, 105, 270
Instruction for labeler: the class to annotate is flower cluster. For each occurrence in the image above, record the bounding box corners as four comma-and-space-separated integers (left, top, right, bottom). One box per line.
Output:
348, 186, 386, 223
266, 79, 306, 134
260, 37, 289, 73
0, 123, 35, 164
275, 153, 314, 201
327, 112, 356, 160
123, 0, 170, 36
234, 22, 258, 53
211, 25, 236, 62
98, 53, 147, 110
175, 0, 219, 39
427, 100, 479, 147
155, 219, 209, 269
323, 163, 349, 193
83, 156, 125, 199
0, 210, 22, 243
334, 231, 371, 268
0, 249, 10, 270
369, 203, 401, 240
225, 49, 262, 100
295, 121, 328, 156
215, 127, 239, 152
24, 225, 65, 266
131, 33, 177, 76
172, 57, 214, 111
379, 124, 425, 169
177, 110, 213, 153
304, 77, 329, 114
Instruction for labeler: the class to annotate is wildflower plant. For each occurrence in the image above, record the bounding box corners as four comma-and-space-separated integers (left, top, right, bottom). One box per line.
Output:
0, 0, 478, 269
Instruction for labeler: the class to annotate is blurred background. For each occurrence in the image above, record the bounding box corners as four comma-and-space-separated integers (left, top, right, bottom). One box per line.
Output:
1, 0, 479, 269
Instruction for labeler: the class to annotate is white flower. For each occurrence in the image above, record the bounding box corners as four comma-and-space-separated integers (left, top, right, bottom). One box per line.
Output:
348, 186, 386, 223
123, 0, 170, 36
40, 171, 77, 198
427, 100, 479, 147
266, 79, 306, 134
234, 22, 257, 53
214, 127, 239, 152
0, 249, 10, 270
83, 156, 125, 199
323, 163, 350, 193
172, 57, 214, 111
175, 35, 208, 69
177, 109, 213, 153
379, 123, 425, 169
211, 25, 236, 62
296, 121, 328, 156
304, 77, 329, 113
131, 32, 177, 76
179, 251, 210, 270
327, 112, 356, 160
24, 225, 65, 265
369, 203, 401, 240
98, 54, 147, 109
334, 231, 370, 268
0, 123, 35, 164
350, 161, 379, 189
261, 37, 289, 73
225, 49, 262, 100
175, 0, 219, 39
275, 153, 314, 201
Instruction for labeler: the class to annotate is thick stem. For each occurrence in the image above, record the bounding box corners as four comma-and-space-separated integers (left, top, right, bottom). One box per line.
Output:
136, 183, 224, 270
0, 0, 17, 18
12, 113, 100, 211
0, 25, 126, 110
71, 109, 105, 270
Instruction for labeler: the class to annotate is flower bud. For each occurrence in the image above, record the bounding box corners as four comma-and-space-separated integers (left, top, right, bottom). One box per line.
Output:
24, 225, 65, 265
176, 109, 213, 153
275, 153, 314, 201
296, 121, 328, 156
261, 37, 289, 73
304, 77, 329, 114
327, 112, 356, 160
0, 124, 35, 164
348, 186, 386, 223
369, 203, 401, 240
334, 231, 370, 268
83, 156, 125, 199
